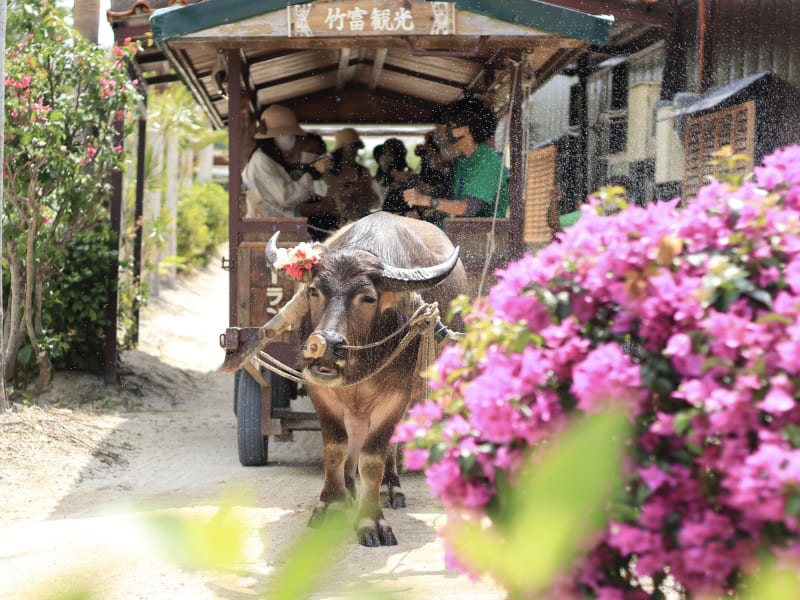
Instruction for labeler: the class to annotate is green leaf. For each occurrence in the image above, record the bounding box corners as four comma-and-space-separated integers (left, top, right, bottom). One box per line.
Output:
785, 495, 800, 519
267, 511, 350, 600
449, 410, 630, 596
756, 312, 793, 325
428, 442, 448, 465
142, 504, 249, 572
739, 557, 800, 600
17, 345, 34, 365
783, 425, 800, 449
458, 452, 478, 474
673, 410, 695, 436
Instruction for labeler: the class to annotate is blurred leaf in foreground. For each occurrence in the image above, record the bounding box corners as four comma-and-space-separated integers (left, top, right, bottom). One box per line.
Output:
737, 558, 800, 600
142, 503, 249, 572
267, 510, 351, 600
449, 409, 630, 596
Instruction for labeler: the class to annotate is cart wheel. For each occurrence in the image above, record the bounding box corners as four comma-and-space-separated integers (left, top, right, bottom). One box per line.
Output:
236, 370, 269, 466
271, 372, 294, 409
233, 370, 240, 416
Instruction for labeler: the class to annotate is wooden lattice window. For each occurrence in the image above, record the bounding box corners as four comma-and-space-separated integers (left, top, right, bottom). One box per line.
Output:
524, 145, 557, 244
683, 101, 756, 199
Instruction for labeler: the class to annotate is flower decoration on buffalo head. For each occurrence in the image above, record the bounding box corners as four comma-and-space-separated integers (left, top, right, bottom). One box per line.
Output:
272, 242, 321, 281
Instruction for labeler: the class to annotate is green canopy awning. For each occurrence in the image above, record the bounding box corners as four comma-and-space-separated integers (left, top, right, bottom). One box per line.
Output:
151, 0, 612, 45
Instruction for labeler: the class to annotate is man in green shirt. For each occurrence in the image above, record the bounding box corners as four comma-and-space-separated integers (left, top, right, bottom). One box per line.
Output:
404, 96, 509, 220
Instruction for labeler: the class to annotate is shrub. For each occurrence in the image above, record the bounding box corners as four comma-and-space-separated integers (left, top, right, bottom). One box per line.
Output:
177, 181, 228, 268
41, 227, 120, 375
2, 0, 138, 391
395, 145, 800, 597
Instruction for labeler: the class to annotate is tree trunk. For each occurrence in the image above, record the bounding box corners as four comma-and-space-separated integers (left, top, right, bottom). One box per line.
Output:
196, 145, 214, 184
146, 128, 164, 299
0, 0, 8, 411
2, 241, 24, 381
73, 0, 100, 44
180, 148, 194, 193
165, 134, 179, 286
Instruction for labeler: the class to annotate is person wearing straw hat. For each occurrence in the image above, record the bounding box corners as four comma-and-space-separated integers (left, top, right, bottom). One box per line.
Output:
324, 127, 381, 223
242, 104, 331, 219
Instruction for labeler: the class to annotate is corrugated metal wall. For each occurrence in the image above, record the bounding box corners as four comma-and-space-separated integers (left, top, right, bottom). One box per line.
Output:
527, 74, 577, 144
711, 0, 800, 89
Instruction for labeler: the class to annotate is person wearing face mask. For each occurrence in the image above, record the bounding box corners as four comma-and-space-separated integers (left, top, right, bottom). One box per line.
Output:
324, 127, 381, 224
403, 96, 509, 223
241, 105, 330, 219
374, 138, 417, 216
294, 133, 341, 241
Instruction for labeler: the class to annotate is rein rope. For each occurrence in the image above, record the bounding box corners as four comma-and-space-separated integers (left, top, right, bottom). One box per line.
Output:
250, 301, 445, 388
477, 57, 524, 298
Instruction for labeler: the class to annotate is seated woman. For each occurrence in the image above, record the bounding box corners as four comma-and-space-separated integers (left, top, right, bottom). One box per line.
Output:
374, 137, 417, 216
403, 96, 509, 221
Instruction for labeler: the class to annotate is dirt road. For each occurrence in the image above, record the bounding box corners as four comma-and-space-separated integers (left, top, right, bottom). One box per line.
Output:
0, 255, 504, 599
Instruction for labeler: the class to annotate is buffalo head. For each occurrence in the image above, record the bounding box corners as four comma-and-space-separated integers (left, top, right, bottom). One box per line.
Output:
266, 232, 459, 386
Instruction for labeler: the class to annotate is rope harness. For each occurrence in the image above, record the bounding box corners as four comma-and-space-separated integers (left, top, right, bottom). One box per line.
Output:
250, 300, 453, 389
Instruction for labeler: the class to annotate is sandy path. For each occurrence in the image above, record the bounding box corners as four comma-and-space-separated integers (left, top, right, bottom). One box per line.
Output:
0, 251, 503, 600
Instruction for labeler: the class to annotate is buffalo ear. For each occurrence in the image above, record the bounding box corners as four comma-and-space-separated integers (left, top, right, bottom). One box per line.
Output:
375, 246, 460, 292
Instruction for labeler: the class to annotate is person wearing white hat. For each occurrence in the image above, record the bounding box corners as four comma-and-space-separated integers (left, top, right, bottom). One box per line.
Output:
325, 127, 380, 223
242, 105, 330, 219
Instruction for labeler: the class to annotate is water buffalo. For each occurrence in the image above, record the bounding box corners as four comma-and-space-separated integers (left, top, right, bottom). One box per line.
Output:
266, 211, 467, 546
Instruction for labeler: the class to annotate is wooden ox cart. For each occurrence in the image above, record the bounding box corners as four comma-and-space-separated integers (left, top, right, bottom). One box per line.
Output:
141, 0, 612, 465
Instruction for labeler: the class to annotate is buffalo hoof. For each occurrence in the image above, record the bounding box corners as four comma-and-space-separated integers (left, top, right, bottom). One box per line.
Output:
308, 500, 346, 529
357, 517, 397, 547
384, 489, 406, 509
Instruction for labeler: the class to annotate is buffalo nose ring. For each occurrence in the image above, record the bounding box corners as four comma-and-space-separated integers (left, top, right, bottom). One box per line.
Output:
304, 333, 327, 359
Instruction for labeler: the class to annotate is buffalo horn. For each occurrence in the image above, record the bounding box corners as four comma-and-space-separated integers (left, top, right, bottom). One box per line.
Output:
377, 246, 460, 292
265, 231, 281, 267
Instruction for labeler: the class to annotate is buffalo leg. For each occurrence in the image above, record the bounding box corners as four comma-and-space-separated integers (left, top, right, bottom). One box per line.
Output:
382, 443, 406, 509
309, 411, 350, 528
356, 450, 397, 546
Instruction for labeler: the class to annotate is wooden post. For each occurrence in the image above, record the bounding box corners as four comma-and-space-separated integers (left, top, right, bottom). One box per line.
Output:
228, 49, 243, 327
508, 55, 525, 261
104, 118, 124, 385
132, 113, 146, 345
576, 54, 590, 203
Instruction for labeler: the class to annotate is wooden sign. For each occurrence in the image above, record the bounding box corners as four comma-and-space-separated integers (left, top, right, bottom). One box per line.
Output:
288, 0, 456, 37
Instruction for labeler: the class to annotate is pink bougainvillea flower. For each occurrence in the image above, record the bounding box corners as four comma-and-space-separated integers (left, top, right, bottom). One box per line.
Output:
396, 145, 800, 599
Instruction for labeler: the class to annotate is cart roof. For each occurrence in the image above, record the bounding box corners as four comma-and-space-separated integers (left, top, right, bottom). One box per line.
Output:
108, 0, 672, 128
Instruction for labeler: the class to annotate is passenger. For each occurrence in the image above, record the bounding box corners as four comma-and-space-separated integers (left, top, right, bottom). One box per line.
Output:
241, 105, 330, 219
324, 127, 381, 224
374, 137, 417, 216
403, 96, 509, 221
294, 133, 341, 241
413, 129, 451, 224
419, 102, 456, 200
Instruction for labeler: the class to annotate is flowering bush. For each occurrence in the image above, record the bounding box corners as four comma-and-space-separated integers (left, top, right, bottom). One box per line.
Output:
3, 0, 139, 391
395, 145, 800, 597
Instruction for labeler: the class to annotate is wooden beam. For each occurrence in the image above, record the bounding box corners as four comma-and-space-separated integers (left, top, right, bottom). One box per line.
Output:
227, 49, 243, 327
508, 55, 525, 261
289, 86, 435, 124
239, 48, 259, 115
336, 48, 351, 90
369, 48, 388, 90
